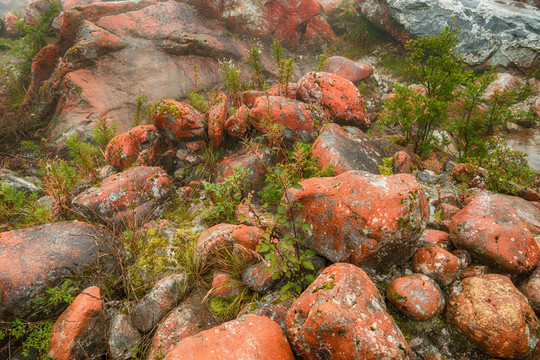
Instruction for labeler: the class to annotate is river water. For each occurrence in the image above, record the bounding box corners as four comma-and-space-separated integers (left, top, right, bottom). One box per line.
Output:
505, 127, 540, 171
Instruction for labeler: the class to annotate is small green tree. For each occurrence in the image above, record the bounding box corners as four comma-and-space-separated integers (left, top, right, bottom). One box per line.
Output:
381, 25, 469, 156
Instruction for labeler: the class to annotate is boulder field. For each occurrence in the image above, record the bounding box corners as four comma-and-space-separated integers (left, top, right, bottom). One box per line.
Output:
1, 0, 540, 359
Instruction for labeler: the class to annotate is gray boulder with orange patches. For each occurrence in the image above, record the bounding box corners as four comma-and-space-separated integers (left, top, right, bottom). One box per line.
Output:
0, 221, 112, 320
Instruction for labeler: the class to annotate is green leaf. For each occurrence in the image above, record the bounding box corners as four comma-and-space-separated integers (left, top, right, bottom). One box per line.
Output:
301, 222, 312, 232
302, 260, 315, 271
292, 184, 303, 190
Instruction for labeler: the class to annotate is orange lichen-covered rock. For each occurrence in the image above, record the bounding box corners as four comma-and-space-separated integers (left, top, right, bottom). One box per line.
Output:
323, 56, 372, 83
446, 274, 539, 358
393, 151, 412, 174
225, 105, 250, 138
152, 99, 206, 142
386, 274, 445, 321
2, 12, 20, 37
417, 229, 452, 250
25, 43, 60, 100
196, 223, 263, 262
311, 123, 384, 175
0, 222, 110, 320
72, 166, 173, 226
266, 82, 299, 99
297, 71, 368, 129
285, 171, 428, 272
48, 286, 106, 360
163, 315, 295, 360
413, 246, 460, 287
211, 272, 244, 297
251, 95, 320, 145
450, 192, 540, 274
286, 263, 412, 359
105, 125, 164, 170
302, 15, 336, 50
208, 92, 228, 147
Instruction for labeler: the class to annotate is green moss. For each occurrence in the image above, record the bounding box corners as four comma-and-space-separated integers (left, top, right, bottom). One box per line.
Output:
311, 282, 335, 293
433, 208, 444, 222
271, 292, 297, 305
378, 157, 394, 176
151, 100, 182, 117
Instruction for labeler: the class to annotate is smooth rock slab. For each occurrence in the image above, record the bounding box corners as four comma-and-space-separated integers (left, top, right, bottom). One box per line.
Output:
163, 315, 295, 360
286, 263, 412, 359
72, 166, 173, 226
0, 221, 110, 320
285, 171, 428, 272
446, 274, 539, 358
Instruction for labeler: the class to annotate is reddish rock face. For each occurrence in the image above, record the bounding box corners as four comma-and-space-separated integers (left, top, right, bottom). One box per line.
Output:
302, 15, 336, 50
187, 0, 327, 47
311, 123, 385, 175
484, 73, 523, 99
285, 171, 428, 272
152, 99, 206, 142
450, 192, 540, 274
225, 105, 250, 138
413, 246, 460, 287
108, 313, 141, 360
297, 71, 368, 129
386, 273, 445, 321
2, 12, 20, 37
72, 166, 173, 226
163, 315, 295, 360
105, 125, 163, 170
196, 223, 263, 262
323, 56, 372, 83
250, 95, 320, 145
25, 44, 60, 100
486, 191, 540, 233
286, 263, 412, 359
208, 92, 228, 147
238, 292, 295, 333
48, 286, 106, 360
0, 222, 110, 320
461, 265, 490, 279
148, 288, 219, 360
418, 229, 452, 251
266, 83, 299, 99
446, 274, 539, 358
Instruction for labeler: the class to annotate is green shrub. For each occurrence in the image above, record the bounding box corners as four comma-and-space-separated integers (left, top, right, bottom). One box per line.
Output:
92, 117, 118, 151
247, 43, 266, 90
0, 184, 53, 231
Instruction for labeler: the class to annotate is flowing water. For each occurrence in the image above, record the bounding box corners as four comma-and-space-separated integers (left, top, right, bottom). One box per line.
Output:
505, 127, 540, 171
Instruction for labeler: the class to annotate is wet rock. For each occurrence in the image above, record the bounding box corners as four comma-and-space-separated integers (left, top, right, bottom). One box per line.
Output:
285, 171, 428, 272
152, 99, 206, 143
0, 221, 111, 320
450, 192, 540, 274
446, 274, 539, 358
311, 123, 385, 175
250, 95, 320, 145
196, 223, 263, 263
386, 273, 445, 321
72, 166, 173, 226
37, 1, 249, 142
130, 273, 187, 333
393, 151, 412, 174
187, 0, 329, 47
148, 287, 219, 360
105, 125, 171, 171
216, 145, 275, 194
48, 286, 106, 360
207, 92, 228, 147
518, 267, 540, 312
163, 315, 295, 360
0, 170, 43, 194
413, 246, 460, 287
224, 105, 250, 138
297, 71, 369, 129
211, 272, 244, 298
108, 312, 141, 360
379, 0, 540, 71
238, 291, 295, 333
286, 263, 412, 359
418, 229, 452, 251
323, 56, 372, 83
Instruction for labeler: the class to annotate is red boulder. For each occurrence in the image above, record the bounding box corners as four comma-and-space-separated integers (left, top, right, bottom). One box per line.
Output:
323, 56, 372, 83
152, 99, 206, 142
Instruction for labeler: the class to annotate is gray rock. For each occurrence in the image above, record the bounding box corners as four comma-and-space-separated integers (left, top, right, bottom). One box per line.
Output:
356, 0, 540, 71
108, 313, 141, 360
0, 170, 43, 194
